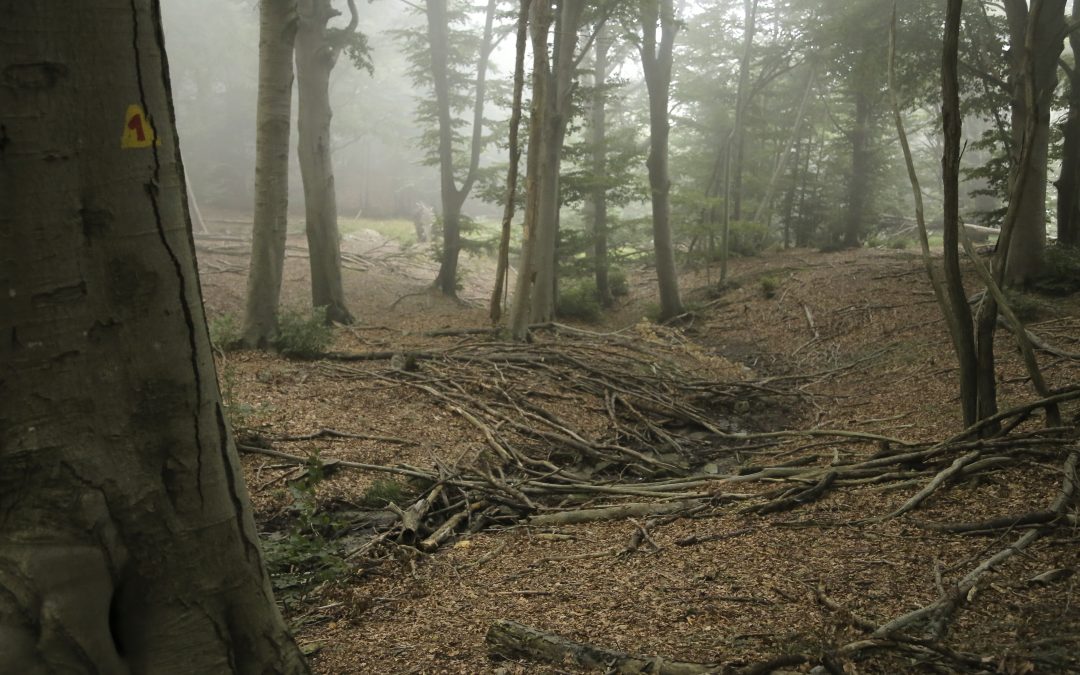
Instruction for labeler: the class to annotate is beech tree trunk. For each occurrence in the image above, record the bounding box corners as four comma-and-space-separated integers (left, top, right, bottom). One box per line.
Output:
1002, 0, 1066, 284
529, 0, 585, 325
942, 0, 982, 427
511, 0, 585, 329
295, 0, 354, 323
589, 23, 614, 308
509, 0, 555, 339
844, 90, 871, 248
1055, 1, 1080, 246
490, 0, 531, 323
243, 0, 298, 346
640, 0, 685, 321
730, 0, 757, 222
0, 2, 308, 672
428, 0, 497, 297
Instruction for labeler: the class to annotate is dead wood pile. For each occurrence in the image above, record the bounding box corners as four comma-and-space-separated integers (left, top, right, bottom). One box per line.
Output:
238, 328, 1080, 672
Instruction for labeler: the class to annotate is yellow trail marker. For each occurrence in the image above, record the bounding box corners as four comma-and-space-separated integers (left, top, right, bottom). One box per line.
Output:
120, 104, 158, 148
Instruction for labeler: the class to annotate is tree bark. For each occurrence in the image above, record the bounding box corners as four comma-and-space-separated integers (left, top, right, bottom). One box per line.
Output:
513, 0, 585, 328
295, 0, 354, 323
1055, 1, 1080, 246
243, 0, 298, 346
531, 0, 586, 325
1002, 0, 1067, 284
942, 0, 982, 427
843, 90, 871, 248
0, 2, 309, 672
590, 22, 614, 308
640, 0, 685, 321
730, 0, 757, 223
509, 0, 553, 340
490, 0, 531, 323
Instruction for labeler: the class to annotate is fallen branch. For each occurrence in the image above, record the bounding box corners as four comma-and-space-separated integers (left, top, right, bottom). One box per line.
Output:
528, 500, 701, 527
485, 619, 719, 674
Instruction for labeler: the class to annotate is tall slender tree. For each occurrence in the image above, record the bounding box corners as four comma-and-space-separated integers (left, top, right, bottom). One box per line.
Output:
424, 0, 498, 297
639, 0, 685, 320
0, 1, 308, 670
243, 0, 299, 346
588, 21, 615, 307
295, 0, 364, 323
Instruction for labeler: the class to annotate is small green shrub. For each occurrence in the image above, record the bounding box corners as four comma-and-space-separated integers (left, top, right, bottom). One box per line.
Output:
208, 312, 242, 350
273, 306, 333, 358
608, 267, 630, 297
728, 220, 774, 257
219, 364, 254, 430
359, 479, 411, 508
760, 276, 779, 299
887, 237, 913, 250
262, 454, 350, 612
1030, 243, 1080, 296
1003, 290, 1043, 322
557, 281, 602, 322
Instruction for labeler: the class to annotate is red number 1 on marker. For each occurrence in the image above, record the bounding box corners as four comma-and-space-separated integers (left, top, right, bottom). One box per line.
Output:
128, 114, 145, 142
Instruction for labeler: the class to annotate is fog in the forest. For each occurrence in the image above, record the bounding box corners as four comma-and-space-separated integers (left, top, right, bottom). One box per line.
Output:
162, 0, 441, 220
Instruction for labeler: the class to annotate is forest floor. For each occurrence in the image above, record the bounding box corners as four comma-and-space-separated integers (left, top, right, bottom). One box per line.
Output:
195, 222, 1080, 674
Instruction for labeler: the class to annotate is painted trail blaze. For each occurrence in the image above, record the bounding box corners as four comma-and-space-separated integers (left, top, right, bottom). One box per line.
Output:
120, 104, 157, 148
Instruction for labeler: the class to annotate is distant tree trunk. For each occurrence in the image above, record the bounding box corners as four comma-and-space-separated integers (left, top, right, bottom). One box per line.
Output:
0, 2, 309, 672
794, 130, 819, 247
590, 22, 614, 308
295, 0, 356, 323
730, 0, 758, 223
1055, 1, 1080, 246
640, 0, 684, 321
843, 90, 871, 247
509, 0, 553, 339
243, 0, 298, 346
781, 136, 802, 249
430, 0, 498, 296
522, 0, 583, 324
490, 0, 531, 323
1002, 0, 1067, 284
753, 66, 816, 226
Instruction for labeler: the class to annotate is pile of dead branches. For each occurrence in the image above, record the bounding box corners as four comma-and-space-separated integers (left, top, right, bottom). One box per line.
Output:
239, 328, 1080, 672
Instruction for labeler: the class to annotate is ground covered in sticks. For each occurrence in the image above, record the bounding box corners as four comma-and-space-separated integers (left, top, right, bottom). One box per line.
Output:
196, 226, 1080, 674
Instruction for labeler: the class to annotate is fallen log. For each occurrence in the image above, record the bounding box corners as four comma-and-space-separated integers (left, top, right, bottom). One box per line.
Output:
485, 619, 719, 674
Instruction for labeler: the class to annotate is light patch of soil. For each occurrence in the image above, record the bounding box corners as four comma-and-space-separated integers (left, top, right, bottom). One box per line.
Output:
196, 225, 1080, 674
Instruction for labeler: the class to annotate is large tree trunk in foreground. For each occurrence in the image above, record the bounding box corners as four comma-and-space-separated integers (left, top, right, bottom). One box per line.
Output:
243, 0, 299, 346
1002, 0, 1066, 284
0, 2, 308, 672
640, 0, 684, 321
296, 0, 354, 323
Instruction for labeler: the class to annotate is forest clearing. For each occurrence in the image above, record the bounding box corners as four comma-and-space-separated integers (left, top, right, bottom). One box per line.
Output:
196, 225, 1080, 673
